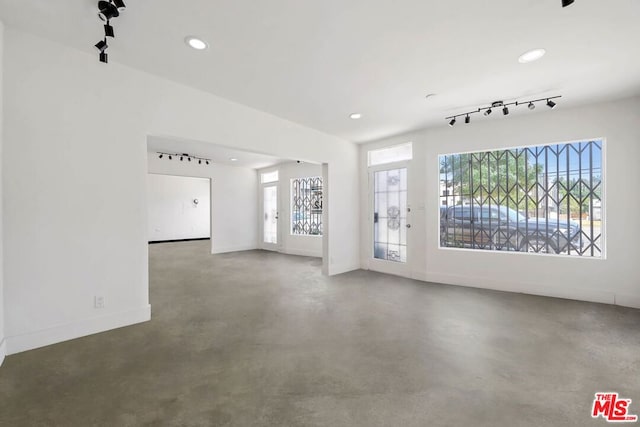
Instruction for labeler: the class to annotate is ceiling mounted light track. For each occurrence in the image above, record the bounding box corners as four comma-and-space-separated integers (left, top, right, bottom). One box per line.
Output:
156, 152, 212, 166
94, 1, 127, 64
445, 96, 562, 127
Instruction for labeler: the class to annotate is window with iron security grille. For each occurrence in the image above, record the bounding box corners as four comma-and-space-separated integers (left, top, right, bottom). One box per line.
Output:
439, 140, 603, 257
291, 177, 323, 236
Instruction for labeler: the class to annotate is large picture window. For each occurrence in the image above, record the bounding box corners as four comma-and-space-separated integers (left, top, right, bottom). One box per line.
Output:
291, 177, 323, 236
439, 140, 603, 257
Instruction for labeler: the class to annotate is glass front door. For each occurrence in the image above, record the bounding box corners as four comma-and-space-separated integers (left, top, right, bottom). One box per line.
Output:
370, 164, 411, 276
263, 185, 278, 249
374, 167, 408, 262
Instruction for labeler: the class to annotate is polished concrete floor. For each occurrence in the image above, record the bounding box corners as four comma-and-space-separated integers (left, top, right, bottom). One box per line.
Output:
0, 240, 639, 426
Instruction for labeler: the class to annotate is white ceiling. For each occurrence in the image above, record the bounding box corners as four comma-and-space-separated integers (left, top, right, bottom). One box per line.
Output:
1, 0, 639, 143
147, 136, 288, 170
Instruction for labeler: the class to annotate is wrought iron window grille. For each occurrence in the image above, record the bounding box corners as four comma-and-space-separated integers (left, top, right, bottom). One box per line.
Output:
439, 140, 603, 257
292, 177, 323, 236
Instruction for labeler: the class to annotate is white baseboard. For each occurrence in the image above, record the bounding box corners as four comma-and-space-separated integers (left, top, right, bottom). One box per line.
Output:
281, 247, 322, 258
6, 305, 151, 356
354, 263, 636, 310
212, 245, 258, 254
411, 271, 429, 282
329, 262, 360, 276
0, 338, 6, 367
424, 272, 615, 306
615, 293, 640, 310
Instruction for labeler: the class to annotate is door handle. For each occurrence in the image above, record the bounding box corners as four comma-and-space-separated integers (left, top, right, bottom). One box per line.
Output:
406, 224, 412, 228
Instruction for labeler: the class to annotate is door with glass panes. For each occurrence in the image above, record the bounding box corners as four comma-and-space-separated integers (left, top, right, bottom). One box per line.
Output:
369, 162, 411, 276
262, 184, 279, 251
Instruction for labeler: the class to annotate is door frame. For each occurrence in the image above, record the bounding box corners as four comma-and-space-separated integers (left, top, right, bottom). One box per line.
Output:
367, 161, 412, 277
260, 182, 281, 251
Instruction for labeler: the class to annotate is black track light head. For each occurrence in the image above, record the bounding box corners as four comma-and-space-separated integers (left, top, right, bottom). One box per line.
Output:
104, 23, 114, 38
180, 156, 184, 161
547, 99, 557, 109
98, 1, 120, 21
484, 109, 492, 116
159, 154, 163, 159
503, 106, 510, 116
95, 39, 108, 53
168, 155, 172, 160
188, 157, 192, 162
199, 159, 202, 164
528, 102, 536, 110
448, 118, 456, 127
206, 160, 210, 165
99, 51, 108, 64
562, 0, 575, 7
465, 115, 471, 124
112, 0, 126, 11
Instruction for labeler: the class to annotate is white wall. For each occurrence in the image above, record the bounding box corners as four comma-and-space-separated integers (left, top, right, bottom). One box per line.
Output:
258, 162, 323, 258
2, 28, 359, 355
147, 174, 211, 242
0, 20, 5, 367
360, 96, 640, 309
147, 154, 258, 253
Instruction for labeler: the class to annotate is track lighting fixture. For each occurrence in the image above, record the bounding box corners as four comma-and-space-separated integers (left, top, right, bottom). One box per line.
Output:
95, 39, 108, 53
98, 1, 119, 21
445, 96, 561, 127
99, 52, 108, 64
562, 0, 575, 7
95, 1, 128, 63
156, 152, 212, 166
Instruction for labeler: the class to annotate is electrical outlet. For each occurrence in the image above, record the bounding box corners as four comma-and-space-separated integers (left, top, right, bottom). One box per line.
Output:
94, 296, 105, 309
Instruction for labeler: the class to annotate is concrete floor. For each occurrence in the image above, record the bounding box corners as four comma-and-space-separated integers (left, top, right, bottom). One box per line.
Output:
0, 241, 638, 426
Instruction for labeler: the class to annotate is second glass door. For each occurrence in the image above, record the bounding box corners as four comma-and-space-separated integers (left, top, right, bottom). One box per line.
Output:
263, 185, 279, 250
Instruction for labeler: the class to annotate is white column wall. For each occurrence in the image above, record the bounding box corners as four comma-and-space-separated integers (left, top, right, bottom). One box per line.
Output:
360, 96, 640, 309
2, 28, 359, 355
0, 20, 5, 366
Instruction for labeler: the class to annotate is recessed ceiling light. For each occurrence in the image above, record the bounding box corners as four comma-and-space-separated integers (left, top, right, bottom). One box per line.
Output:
518, 48, 546, 64
229, 158, 238, 162
185, 36, 208, 50
349, 113, 362, 120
